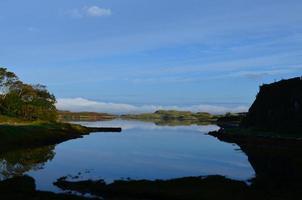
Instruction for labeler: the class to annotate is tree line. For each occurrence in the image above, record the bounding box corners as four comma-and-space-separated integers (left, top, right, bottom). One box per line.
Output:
0, 68, 57, 121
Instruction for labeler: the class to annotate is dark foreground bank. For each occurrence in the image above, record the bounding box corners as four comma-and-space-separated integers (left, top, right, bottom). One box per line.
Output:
0, 175, 253, 200
0, 176, 90, 200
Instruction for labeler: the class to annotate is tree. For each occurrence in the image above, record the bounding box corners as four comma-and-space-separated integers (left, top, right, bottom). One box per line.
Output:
0, 68, 19, 114
0, 68, 19, 94
0, 67, 57, 121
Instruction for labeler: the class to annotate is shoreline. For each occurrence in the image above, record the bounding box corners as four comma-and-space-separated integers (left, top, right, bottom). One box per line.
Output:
208, 126, 302, 142
0, 122, 121, 153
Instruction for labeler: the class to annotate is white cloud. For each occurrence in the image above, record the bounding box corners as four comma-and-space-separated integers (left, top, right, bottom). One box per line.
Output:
56, 98, 248, 115
67, 6, 111, 18
84, 6, 111, 17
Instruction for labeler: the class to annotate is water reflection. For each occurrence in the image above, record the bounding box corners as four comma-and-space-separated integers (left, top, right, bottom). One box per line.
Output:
74, 119, 218, 132
0, 146, 55, 181
0, 120, 255, 193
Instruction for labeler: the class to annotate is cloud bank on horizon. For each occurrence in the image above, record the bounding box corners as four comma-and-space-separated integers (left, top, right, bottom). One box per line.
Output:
56, 98, 249, 115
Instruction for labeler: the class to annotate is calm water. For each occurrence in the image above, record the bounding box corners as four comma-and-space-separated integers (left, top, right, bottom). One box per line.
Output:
0, 120, 255, 192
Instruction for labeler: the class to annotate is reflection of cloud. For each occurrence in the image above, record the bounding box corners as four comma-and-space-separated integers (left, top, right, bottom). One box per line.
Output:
56, 98, 248, 114
72, 119, 220, 132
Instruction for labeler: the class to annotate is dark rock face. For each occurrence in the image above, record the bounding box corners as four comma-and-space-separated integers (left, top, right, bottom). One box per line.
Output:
242, 77, 302, 132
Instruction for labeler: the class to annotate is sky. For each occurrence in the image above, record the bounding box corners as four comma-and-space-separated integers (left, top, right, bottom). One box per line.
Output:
1, 0, 302, 114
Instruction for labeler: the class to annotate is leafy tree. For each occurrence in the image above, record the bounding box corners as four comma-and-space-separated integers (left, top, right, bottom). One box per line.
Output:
0, 67, 57, 121
0, 68, 19, 93
0, 68, 19, 113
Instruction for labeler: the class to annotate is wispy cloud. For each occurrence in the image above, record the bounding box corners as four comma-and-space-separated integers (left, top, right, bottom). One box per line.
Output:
56, 98, 248, 114
67, 6, 111, 19
84, 6, 111, 17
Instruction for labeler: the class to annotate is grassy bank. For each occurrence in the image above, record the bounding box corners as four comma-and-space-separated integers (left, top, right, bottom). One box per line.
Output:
0, 115, 30, 124
0, 118, 121, 152
0, 121, 92, 152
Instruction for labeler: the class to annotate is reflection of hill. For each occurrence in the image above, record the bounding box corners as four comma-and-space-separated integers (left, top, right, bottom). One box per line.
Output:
154, 120, 212, 126
0, 146, 55, 180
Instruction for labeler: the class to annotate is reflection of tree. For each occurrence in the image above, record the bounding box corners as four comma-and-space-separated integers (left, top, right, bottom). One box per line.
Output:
0, 146, 55, 180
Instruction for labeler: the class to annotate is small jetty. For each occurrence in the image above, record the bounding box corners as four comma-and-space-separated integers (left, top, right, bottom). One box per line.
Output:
89, 127, 122, 132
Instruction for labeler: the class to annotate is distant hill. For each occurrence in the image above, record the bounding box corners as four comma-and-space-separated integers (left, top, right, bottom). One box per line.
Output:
242, 77, 302, 133
121, 110, 219, 125
58, 111, 116, 121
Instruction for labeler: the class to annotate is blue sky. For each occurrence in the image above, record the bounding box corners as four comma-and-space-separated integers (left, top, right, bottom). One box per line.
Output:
1, 0, 302, 113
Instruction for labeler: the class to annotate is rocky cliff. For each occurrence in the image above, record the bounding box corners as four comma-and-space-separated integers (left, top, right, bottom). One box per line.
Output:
242, 77, 302, 133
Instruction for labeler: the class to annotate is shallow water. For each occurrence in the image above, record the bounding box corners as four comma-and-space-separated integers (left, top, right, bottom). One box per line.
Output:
0, 120, 255, 192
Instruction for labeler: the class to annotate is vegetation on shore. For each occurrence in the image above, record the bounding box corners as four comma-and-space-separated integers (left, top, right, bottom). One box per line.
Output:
0, 68, 81, 152
0, 68, 57, 121
0, 114, 30, 124
0, 68, 121, 153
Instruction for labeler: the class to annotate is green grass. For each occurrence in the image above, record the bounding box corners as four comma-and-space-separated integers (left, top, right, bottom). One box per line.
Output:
0, 115, 30, 124
0, 114, 121, 153
0, 120, 90, 152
